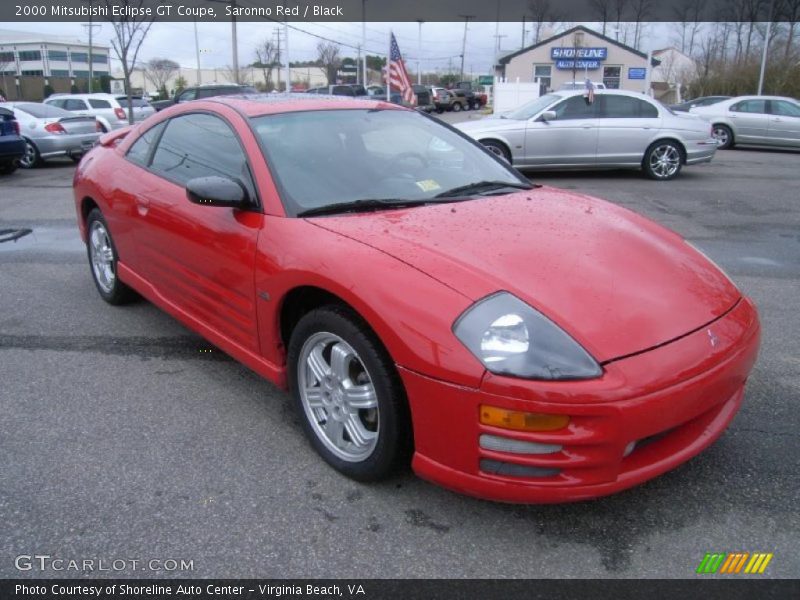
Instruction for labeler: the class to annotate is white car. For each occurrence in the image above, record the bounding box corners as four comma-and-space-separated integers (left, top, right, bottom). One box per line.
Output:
559, 81, 607, 91
44, 93, 155, 131
456, 89, 717, 180
689, 95, 800, 150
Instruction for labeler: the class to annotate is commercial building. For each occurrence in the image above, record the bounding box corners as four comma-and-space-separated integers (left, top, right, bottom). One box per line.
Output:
496, 25, 652, 93
0, 29, 110, 100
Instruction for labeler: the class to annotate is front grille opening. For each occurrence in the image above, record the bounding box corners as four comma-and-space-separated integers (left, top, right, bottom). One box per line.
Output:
480, 459, 561, 478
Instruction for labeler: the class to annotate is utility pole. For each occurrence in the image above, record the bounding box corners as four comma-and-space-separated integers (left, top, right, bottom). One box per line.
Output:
416, 20, 424, 85
758, 0, 775, 95
193, 18, 201, 85
231, 0, 239, 83
273, 28, 283, 91
459, 14, 474, 82
362, 0, 367, 86
521, 16, 527, 49
284, 21, 290, 91
80, 0, 99, 92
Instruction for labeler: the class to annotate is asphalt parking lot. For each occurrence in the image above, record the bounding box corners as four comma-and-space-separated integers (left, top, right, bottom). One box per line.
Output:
1, 132, 798, 578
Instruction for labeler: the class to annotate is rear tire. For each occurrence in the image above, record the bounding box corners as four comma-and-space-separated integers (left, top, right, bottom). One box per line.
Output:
287, 305, 411, 482
85, 208, 136, 305
712, 124, 734, 149
18, 140, 40, 169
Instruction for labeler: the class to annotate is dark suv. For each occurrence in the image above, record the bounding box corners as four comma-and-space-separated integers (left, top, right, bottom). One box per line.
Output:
151, 84, 257, 112
0, 106, 25, 174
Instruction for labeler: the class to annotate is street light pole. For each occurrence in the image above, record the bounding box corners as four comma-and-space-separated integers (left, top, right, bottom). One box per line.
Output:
757, 0, 775, 95
459, 14, 474, 82
416, 20, 424, 85
194, 18, 202, 85
362, 0, 367, 86
284, 21, 290, 91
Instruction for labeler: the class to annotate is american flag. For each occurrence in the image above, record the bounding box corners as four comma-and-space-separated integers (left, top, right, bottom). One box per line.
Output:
388, 32, 416, 105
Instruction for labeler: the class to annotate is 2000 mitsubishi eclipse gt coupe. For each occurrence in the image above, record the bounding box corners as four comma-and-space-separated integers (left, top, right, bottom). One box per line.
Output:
73, 95, 760, 503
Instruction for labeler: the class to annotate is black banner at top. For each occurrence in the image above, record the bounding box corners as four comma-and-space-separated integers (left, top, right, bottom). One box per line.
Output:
1, 0, 796, 23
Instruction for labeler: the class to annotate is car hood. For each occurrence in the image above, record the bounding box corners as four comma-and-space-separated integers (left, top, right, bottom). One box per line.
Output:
309, 189, 741, 363
455, 118, 525, 134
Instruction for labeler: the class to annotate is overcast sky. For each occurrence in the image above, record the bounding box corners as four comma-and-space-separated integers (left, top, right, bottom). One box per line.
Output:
3, 21, 674, 75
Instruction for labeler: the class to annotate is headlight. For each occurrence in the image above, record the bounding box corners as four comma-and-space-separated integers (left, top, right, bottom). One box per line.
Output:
453, 292, 602, 380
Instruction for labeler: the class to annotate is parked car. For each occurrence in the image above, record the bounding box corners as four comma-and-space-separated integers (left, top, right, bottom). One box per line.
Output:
0, 106, 25, 174
73, 94, 759, 503
669, 96, 730, 112
115, 95, 156, 123
453, 81, 482, 110
150, 84, 257, 112
365, 86, 405, 105
430, 87, 454, 113
411, 85, 434, 112
307, 85, 367, 97
558, 81, 607, 91
446, 89, 470, 112
45, 93, 149, 131
455, 90, 717, 180
4, 102, 101, 168
689, 95, 800, 150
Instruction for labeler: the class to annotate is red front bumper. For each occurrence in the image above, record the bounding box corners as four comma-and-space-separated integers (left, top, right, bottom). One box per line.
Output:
401, 297, 760, 503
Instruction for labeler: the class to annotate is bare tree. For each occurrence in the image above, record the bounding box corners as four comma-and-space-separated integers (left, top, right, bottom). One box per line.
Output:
316, 42, 341, 85
254, 39, 280, 92
0, 54, 12, 99
222, 65, 252, 85
589, 0, 613, 36
612, 0, 628, 41
144, 58, 179, 96
103, 0, 154, 124
671, 0, 707, 54
777, 0, 800, 58
527, 0, 560, 44
630, 0, 654, 50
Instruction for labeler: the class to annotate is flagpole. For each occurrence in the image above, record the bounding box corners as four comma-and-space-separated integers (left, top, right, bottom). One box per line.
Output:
387, 32, 391, 102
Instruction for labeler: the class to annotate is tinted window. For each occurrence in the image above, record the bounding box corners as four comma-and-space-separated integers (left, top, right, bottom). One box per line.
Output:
126, 121, 166, 166
331, 86, 355, 96
552, 95, 596, 120
598, 95, 658, 118
88, 99, 111, 109
150, 113, 249, 186
196, 88, 221, 99
730, 99, 766, 114
769, 100, 800, 117
46, 99, 66, 108
177, 89, 197, 102
116, 97, 150, 108
64, 99, 88, 111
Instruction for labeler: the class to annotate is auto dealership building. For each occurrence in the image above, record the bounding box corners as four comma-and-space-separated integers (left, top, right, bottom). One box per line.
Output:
497, 25, 652, 93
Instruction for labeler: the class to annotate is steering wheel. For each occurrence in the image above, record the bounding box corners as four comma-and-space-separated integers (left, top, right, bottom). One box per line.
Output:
392, 152, 429, 175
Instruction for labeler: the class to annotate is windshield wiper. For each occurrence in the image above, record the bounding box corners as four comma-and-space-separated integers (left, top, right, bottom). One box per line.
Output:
434, 180, 533, 199
298, 198, 431, 217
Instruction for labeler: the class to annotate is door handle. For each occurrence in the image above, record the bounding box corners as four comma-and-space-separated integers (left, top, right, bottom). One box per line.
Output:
771, 118, 783, 122
582, 125, 593, 129
642, 126, 652, 130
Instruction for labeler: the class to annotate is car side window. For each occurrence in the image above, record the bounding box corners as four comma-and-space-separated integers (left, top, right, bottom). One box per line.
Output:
552, 95, 596, 120
598, 95, 658, 118
88, 99, 111, 109
730, 100, 766, 114
149, 113, 251, 190
64, 99, 87, 111
770, 100, 800, 117
125, 121, 166, 167
47, 99, 66, 108
196, 88, 220, 99
177, 89, 197, 102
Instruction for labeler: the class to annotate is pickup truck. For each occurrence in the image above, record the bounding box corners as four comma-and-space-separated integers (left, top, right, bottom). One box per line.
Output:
453, 81, 486, 110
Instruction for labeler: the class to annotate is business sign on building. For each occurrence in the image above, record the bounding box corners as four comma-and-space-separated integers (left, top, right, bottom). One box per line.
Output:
551, 47, 608, 60
555, 60, 601, 70
628, 67, 647, 79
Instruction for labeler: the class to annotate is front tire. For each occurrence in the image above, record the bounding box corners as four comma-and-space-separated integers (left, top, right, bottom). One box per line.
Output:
287, 306, 411, 481
482, 140, 511, 163
712, 124, 734, 149
452, 102, 462, 112
86, 208, 136, 305
643, 140, 683, 181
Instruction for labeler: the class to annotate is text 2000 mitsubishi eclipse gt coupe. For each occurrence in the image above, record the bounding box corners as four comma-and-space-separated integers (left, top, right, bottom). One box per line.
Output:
73, 95, 760, 503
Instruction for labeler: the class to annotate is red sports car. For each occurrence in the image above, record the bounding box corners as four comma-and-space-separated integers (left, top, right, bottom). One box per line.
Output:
73, 95, 760, 503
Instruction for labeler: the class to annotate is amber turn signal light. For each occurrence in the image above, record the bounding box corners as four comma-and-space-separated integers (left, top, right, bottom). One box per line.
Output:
479, 405, 569, 432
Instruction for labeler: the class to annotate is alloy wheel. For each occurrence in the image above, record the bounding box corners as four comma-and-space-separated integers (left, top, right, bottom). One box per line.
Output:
712, 126, 730, 147
649, 144, 680, 179
89, 220, 116, 293
19, 142, 37, 168
298, 332, 379, 462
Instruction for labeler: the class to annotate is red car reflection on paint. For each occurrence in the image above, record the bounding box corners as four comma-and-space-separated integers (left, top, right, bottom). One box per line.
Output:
73, 96, 760, 503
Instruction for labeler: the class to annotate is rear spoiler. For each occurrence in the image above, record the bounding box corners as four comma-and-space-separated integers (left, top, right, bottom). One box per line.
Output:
99, 125, 132, 147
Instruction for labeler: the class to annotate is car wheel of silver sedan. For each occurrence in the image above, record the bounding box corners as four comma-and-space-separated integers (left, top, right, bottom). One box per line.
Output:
288, 306, 411, 481
712, 124, 734, 150
18, 140, 40, 169
85, 208, 136, 305
482, 140, 511, 163
644, 141, 683, 181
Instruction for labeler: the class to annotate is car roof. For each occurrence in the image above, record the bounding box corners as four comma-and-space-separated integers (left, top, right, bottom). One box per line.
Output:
48, 93, 117, 99
205, 93, 407, 117
550, 89, 656, 100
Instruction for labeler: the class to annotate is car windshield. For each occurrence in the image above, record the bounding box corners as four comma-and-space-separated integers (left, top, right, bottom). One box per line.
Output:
14, 103, 72, 118
116, 97, 150, 108
251, 108, 528, 217
505, 94, 561, 120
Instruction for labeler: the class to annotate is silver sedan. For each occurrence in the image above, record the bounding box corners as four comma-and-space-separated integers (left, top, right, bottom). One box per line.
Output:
4, 102, 102, 168
455, 90, 717, 180
689, 95, 800, 150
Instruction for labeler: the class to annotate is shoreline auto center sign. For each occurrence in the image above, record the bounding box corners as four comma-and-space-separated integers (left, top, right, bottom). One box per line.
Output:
551, 47, 607, 70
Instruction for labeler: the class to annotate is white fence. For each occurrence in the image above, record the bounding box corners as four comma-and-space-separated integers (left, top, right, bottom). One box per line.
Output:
491, 77, 541, 113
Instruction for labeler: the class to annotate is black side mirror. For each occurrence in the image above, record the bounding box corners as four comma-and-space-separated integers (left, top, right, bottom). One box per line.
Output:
186, 176, 249, 209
